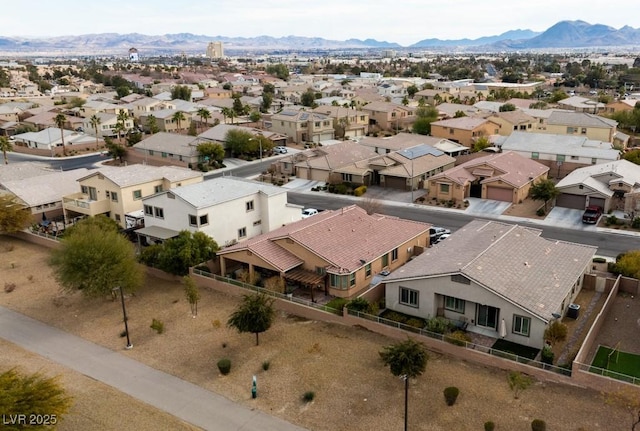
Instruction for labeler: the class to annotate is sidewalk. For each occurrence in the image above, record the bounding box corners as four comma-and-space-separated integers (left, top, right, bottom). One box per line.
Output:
0, 306, 307, 431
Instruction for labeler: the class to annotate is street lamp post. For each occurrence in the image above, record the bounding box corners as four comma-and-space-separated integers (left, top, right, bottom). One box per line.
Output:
114, 286, 133, 350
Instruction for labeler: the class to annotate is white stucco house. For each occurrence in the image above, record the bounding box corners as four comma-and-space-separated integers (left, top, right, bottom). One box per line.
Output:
383, 220, 596, 349
139, 177, 303, 247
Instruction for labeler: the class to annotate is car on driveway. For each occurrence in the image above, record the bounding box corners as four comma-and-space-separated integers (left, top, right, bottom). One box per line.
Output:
429, 226, 450, 243
582, 206, 603, 224
434, 233, 450, 244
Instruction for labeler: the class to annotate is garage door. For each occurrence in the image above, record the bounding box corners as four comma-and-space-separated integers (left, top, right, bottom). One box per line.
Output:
589, 197, 606, 209
556, 193, 586, 209
384, 176, 407, 190
486, 187, 513, 202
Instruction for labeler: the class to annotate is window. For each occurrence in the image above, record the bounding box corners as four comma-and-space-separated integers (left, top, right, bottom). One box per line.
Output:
315, 121, 320, 127
189, 215, 197, 226
399, 287, 419, 307
132, 190, 142, 200
199, 214, 208, 225
531, 152, 539, 159
154, 185, 163, 193
110, 192, 118, 202
591, 158, 597, 165
381, 253, 389, 268
246, 200, 254, 211
349, 273, 356, 286
154, 207, 164, 219
238, 227, 247, 238
315, 266, 326, 275
445, 296, 465, 313
476, 304, 498, 330
512, 315, 531, 337
330, 273, 350, 290
161, 152, 167, 158
439, 183, 450, 193
149, 150, 154, 156
571, 155, 579, 160
451, 274, 470, 284
81, 185, 88, 194
144, 205, 153, 216
253, 220, 262, 226
114, 214, 121, 222
365, 263, 371, 277
556, 154, 566, 162
581, 128, 587, 134
342, 173, 353, 182
391, 248, 398, 261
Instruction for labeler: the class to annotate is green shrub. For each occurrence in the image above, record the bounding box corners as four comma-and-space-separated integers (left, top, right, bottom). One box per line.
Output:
605, 215, 618, 226
541, 345, 554, 365
405, 317, 426, 329
544, 320, 568, 345
217, 358, 231, 375
425, 317, 451, 334
324, 297, 348, 311
345, 297, 371, 313
353, 185, 367, 196
444, 330, 471, 347
302, 391, 315, 402
382, 311, 409, 323
262, 360, 270, 371
484, 421, 495, 431
150, 318, 164, 334
632, 217, 640, 229
531, 419, 546, 431
443, 386, 459, 406
536, 208, 545, 216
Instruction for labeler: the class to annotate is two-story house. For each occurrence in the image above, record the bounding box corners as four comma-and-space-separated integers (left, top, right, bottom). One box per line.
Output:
62, 164, 203, 229
360, 101, 415, 132
488, 110, 537, 136
138, 109, 192, 133
82, 112, 135, 138
312, 106, 369, 139
269, 110, 335, 144
541, 111, 618, 144
139, 177, 302, 247
430, 117, 500, 148
132, 133, 203, 168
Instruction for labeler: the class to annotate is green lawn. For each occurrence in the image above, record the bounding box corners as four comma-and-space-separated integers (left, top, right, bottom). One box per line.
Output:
491, 339, 540, 360
591, 345, 640, 379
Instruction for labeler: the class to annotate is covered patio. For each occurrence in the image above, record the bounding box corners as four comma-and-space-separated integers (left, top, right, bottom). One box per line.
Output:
284, 268, 327, 303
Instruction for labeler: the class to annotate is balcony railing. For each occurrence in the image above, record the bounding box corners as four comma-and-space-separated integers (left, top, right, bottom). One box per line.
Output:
62, 193, 110, 215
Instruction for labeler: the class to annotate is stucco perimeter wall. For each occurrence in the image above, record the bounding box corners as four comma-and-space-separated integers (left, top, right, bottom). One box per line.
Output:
9, 231, 61, 249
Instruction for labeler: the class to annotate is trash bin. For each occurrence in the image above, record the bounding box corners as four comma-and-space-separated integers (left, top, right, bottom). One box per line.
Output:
567, 303, 580, 319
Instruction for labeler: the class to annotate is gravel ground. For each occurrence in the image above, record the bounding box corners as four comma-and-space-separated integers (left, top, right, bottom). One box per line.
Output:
0, 236, 631, 431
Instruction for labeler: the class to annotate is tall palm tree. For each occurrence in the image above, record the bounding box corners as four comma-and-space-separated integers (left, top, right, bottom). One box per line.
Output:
197, 108, 211, 132
172, 111, 186, 133
221, 107, 232, 124
89, 114, 101, 147
53, 113, 67, 156
116, 110, 130, 142
0, 136, 13, 164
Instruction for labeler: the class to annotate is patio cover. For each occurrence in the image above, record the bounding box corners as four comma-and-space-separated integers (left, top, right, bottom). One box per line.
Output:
135, 225, 180, 240
284, 268, 325, 286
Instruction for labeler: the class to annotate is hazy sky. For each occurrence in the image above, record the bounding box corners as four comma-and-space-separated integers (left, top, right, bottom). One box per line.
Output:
4, 0, 635, 46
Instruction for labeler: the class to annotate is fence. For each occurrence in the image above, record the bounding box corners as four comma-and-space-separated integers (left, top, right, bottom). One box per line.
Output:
574, 361, 640, 385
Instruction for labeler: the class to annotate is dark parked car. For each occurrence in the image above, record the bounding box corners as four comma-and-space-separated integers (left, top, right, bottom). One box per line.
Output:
582, 206, 603, 224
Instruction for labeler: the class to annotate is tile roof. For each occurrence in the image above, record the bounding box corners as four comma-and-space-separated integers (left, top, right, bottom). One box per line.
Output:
556, 159, 640, 195
133, 132, 200, 157
547, 111, 617, 128
80, 164, 202, 187
0, 162, 56, 183
165, 177, 286, 209
295, 141, 378, 171
386, 220, 596, 321
218, 205, 430, 273
431, 116, 493, 130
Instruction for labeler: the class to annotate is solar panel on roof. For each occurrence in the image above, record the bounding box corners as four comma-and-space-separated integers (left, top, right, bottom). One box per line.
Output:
399, 144, 443, 159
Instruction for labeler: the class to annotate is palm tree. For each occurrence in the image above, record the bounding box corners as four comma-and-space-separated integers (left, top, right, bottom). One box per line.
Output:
379, 338, 428, 431
116, 110, 130, 142
0, 136, 13, 164
53, 113, 67, 156
221, 107, 233, 125
89, 115, 101, 147
146, 115, 159, 134
172, 111, 186, 133
197, 108, 211, 131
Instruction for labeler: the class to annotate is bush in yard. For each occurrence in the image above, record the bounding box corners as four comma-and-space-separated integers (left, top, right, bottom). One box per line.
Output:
536, 207, 545, 216
150, 318, 164, 334
345, 297, 371, 313
484, 421, 495, 431
425, 317, 451, 334
405, 317, 426, 329
443, 386, 459, 406
217, 358, 231, 375
324, 297, 348, 312
302, 391, 315, 402
541, 344, 554, 365
444, 330, 471, 346
544, 320, 568, 345
531, 419, 546, 431
262, 360, 270, 371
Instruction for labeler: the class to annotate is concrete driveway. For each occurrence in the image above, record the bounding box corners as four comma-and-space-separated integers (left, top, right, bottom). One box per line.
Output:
464, 197, 512, 217
545, 207, 594, 230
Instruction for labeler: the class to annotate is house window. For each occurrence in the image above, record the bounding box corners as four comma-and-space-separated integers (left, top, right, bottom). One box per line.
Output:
444, 296, 465, 313
567, 127, 576, 134
315, 266, 326, 275
365, 263, 371, 277
238, 227, 247, 238
315, 122, 320, 127
132, 190, 142, 200
350, 273, 356, 286
144, 205, 153, 216
556, 154, 566, 162
246, 200, 254, 211
449, 128, 454, 134
154, 185, 163, 193
381, 253, 389, 268
591, 158, 597, 165
531, 152, 539, 159
581, 128, 587, 134
189, 215, 197, 226
114, 214, 121, 222
476, 304, 498, 330
154, 207, 164, 219
111, 192, 118, 202
342, 173, 353, 182
253, 220, 262, 226
199, 214, 208, 225
399, 287, 419, 307
81, 185, 88, 194
391, 248, 398, 261
439, 183, 450, 193
571, 155, 579, 160
330, 273, 350, 290
451, 274, 471, 284
513, 315, 531, 337
161, 152, 167, 158
149, 150, 154, 156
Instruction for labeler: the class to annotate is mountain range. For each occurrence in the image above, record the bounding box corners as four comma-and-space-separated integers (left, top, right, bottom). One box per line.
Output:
0, 21, 639, 55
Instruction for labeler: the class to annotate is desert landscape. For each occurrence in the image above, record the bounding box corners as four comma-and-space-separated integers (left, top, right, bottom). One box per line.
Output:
0, 235, 631, 431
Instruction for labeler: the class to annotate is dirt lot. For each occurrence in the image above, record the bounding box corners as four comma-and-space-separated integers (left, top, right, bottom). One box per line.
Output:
0, 236, 632, 431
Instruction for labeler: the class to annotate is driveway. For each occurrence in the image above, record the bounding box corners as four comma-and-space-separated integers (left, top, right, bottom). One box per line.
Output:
545, 207, 594, 230
464, 197, 512, 217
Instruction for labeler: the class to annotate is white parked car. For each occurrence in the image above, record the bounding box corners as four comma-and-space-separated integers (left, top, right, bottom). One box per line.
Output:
301, 208, 319, 218
274, 146, 288, 154
429, 227, 450, 242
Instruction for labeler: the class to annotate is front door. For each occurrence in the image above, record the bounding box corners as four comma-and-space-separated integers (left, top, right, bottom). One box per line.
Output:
476, 304, 499, 330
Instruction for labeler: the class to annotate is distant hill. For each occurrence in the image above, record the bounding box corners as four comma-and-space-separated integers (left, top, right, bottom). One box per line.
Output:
0, 21, 639, 55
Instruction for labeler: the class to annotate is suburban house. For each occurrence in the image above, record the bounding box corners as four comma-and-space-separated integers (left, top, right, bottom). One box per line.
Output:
383, 220, 596, 349
426, 151, 549, 203
487, 110, 537, 136
217, 205, 431, 298
124, 96, 166, 118
138, 177, 303, 247
555, 159, 640, 213
604, 99, 639, 114
12, 127, 97, 155
557, 96, 605, 114
430, 117, 501, 148
62, 164, 203, 229
132, 133, 204, 168
540, 111, 618, 145
357, 133, 469, 157
497, 131, 621, 179
138, 109, 192, 133
81, 112, 134, 138
198, 124, 288, 148
82, 100, 128, 118
311, 106, 370, 139
269, 110, 335, 144
414, 89, 454, 106
435, 103, 481, 119
360, 101, 415, 132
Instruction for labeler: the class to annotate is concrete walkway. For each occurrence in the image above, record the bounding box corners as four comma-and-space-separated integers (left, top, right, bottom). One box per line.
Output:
0, 306, 307, 431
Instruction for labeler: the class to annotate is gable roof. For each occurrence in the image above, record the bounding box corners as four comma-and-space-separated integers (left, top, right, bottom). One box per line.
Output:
133, 132, 201, 157
78, 164, 202, 188
547, 111, 617, 128
430, 151, 548, 187
431, 116, 495, 130
218, 205, 430, 274
295, 141, 378, 171
499, 131, 619, 160
385, 220, 596, 321
556, 159, 640, 195
1, 168, 89, 207
198, 124, 286, 143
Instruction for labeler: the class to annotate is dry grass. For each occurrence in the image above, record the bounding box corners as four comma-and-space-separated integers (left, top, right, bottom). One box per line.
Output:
0, 236, 632, 431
